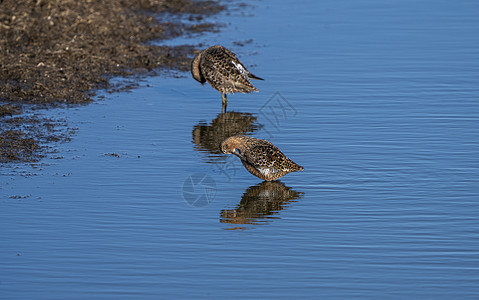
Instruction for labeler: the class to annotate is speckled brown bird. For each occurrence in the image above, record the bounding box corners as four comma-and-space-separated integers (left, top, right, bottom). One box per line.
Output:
220, 136, 304, 181
191, 45, 263, 110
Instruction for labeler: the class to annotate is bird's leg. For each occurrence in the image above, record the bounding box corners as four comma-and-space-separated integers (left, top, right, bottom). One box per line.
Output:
221, 93, 227, 112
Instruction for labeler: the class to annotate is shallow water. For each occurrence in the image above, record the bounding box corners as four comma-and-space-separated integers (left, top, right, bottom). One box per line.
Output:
2, 0, 479, 298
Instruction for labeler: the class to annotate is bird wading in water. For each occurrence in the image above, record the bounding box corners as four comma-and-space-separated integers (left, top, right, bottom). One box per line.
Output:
220, 136, 304, 181
191, 45, 263, 111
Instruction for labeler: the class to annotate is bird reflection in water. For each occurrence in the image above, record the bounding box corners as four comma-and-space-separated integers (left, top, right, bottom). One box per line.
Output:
220, 181, 304, 229
192, 111, 262, 162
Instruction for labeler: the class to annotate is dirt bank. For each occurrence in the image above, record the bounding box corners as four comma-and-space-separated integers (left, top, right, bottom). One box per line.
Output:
0, 0, 224, 163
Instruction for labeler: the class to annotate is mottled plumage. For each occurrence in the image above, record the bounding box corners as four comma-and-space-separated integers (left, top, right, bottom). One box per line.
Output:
191, 45, 263, 109
220, 136, 303, 181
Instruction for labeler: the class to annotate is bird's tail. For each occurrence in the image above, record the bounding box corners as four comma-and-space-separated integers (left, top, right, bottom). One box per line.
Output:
248, 72, 264, 80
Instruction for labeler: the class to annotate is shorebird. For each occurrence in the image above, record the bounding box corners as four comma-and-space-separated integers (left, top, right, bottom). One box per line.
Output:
220, 136, 303, 181
191, 45, 263, 111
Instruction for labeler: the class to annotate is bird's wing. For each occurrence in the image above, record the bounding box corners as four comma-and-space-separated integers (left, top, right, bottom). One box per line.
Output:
201, 52, 231, 85
221, 48, 263, 80
244, 144, 286, 170
201, 49, 257, 93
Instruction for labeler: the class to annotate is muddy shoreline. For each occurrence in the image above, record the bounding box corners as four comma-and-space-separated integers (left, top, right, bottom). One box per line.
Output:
0, 0, 224, 163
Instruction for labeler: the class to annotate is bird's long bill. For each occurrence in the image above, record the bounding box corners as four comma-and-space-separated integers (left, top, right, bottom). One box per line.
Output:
232, 148, 242, 158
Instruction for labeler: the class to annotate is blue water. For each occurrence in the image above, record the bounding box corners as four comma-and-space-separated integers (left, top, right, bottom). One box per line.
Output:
2, 0, 479, 298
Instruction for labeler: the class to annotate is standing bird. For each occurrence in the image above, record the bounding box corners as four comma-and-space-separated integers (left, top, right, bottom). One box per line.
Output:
220, 136, 304, 181
191, 45, 263, 111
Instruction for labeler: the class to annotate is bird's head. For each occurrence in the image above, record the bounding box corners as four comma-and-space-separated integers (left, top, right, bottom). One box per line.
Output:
220, 137, 243, 158
191, 51, 206, 84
